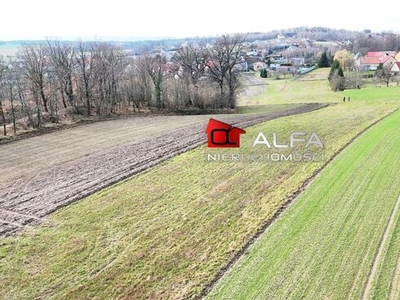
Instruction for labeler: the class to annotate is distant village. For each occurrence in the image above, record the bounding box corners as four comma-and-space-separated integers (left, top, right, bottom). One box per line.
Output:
2, 27, 399, 80
134, 31, 400, 79
0, 27, 399, 136
127, 34, 345, 76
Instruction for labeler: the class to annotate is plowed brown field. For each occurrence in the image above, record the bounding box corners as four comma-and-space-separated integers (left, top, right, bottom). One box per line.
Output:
0, 103, 325, 235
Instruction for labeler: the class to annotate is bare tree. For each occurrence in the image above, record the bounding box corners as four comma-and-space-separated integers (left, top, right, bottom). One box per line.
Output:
18, 44, 49, 117
124, 57, 152, 110
91, 42, 126, 114
46, 40, 76, 109
375, 62, 394, 87
173, 43, 207, 106
206, 34, 245, 108
0, 37, 255, 135
0, 58, 7, 135
75, 41, 96, 115
3, 62, 18, 135
134, 57, 152, 108
141, 54, 167, 109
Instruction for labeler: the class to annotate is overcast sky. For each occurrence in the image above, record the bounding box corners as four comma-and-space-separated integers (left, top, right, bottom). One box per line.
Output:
1, 0, 399, 41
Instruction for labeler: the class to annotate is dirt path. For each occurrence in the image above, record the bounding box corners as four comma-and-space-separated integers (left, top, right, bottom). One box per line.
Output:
0, 104, 326, 236
238, 73, 268, 103
362, 192, 400, 300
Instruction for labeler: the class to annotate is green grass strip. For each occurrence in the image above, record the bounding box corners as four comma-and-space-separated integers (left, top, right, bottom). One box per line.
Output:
209, 109, 400, 299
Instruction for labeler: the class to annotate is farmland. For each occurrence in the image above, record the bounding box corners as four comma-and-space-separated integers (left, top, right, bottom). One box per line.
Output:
0, 103, 322, 235
208, 108, 400, 300
1, 67, 400, 299
0, 100, 398, 299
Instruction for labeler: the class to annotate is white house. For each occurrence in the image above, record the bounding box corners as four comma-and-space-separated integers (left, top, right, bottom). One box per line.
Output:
391, 62, 400, 74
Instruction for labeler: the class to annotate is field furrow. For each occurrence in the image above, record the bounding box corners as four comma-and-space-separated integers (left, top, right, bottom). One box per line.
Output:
0, 104, 323, 235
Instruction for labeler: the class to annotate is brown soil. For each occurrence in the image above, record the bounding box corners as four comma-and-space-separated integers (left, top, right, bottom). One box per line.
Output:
0, 103, 326, 236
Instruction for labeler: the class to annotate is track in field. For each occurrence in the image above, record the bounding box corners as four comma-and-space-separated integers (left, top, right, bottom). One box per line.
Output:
362, 192, 400, 300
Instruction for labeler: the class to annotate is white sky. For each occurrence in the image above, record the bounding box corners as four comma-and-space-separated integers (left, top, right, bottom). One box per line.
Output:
1, 0, 399, 41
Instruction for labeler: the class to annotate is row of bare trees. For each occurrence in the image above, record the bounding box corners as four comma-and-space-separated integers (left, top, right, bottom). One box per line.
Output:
0, 34, 245, 135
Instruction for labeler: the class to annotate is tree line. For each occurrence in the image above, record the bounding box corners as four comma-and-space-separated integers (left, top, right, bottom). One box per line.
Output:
0, 34, 245, 135
320, 47, 400, 92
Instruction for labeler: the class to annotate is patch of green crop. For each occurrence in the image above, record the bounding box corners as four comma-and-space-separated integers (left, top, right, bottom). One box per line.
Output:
209, 109, 400, 300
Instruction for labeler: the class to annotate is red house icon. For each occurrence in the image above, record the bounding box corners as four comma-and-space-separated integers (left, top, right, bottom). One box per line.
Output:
205, 118, 246, 148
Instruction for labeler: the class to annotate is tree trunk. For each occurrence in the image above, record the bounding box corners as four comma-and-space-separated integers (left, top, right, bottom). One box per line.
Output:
65, 76, 74, 105
40, 88, 48, 113
34, 93, 42, 128
155, 82, 162, 109
10, 94, 16, 135
86, 89, 91, 116
60, 89, 67, 109
0, 100, 6, 136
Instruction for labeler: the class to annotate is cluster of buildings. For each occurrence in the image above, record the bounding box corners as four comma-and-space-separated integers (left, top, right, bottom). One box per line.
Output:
138, 33, 400, 78
237, 35, 347, 75
355, 51, 400, 73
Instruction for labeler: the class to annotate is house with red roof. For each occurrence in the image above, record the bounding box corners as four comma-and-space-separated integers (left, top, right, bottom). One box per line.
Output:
366, 51, 397, 58
356, 51, 398, 71
357, 56, 381, 71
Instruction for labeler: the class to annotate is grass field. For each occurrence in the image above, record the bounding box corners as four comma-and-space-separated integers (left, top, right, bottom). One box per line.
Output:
0, 102, 397, 299
2, 68, 400, 299
344, 86, 400, 102
372, 195, 400, 300
239, 68, 400, 106
238, 69, 340, 105
208, 108, 400, 300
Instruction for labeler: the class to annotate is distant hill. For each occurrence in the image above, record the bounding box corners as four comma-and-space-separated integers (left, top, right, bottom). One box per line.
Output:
1, 26, 399, 55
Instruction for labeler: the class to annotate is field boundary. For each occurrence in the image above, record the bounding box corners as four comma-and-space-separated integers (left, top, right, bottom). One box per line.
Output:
0, 109, 240, 146
0, 114, 145, 146
362, 192, 400, 299
200, 107, 400, 299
